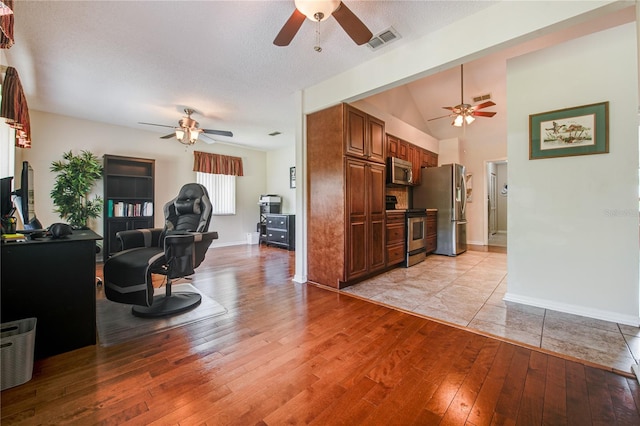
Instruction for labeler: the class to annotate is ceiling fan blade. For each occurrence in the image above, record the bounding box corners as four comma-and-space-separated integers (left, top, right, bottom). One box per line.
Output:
442, 106, 455, 111
472, 111, 497, 117
160, 133, 175, 139
200, 133, 217, 144
428, 114, 453, 122
332, 1, 372, 45
273, 9, 306, 46
138, 121, 175, 129
472, 101, 496, 111
202, 129, 233, 137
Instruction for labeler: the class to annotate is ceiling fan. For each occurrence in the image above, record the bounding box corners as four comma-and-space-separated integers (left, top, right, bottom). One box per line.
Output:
274, 0, 372, 50
428, 64, 497, 127
138, 108, 233, 145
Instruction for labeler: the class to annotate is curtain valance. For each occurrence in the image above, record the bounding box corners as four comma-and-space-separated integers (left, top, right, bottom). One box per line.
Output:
1, 66, 30, 148
193, 151, 244, 176
0, 0, 14, 49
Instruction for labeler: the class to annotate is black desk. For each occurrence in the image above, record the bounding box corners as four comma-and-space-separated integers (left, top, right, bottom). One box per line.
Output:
1, 229, 101, 359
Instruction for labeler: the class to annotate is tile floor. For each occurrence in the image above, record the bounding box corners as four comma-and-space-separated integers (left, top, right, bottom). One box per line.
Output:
342, 248, 640, 375
488, 231, 507, 247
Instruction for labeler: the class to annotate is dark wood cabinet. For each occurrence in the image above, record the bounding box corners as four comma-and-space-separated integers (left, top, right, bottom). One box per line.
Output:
385, 210, 405, 266
426, 209, 437, 254
387, 134, 408, 161
265, 214, 295, 250
344, 105, 385, 164
386, 134, 439, 185
398, 139, 408, 160
345, 159, 385, 280
103, 155, 155, 258
307, 103, 386, 289
1, 230, 101, 359
407, 144, 422, 185
422, 149, 438, 168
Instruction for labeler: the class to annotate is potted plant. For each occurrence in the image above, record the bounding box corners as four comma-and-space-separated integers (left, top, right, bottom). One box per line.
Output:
50, 150, 103, 229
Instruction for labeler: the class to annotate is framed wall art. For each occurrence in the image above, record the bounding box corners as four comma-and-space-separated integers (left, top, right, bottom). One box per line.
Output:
529, 101, 609, 160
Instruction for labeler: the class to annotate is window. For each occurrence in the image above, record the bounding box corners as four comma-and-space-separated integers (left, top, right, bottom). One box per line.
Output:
196, 171, 236, 215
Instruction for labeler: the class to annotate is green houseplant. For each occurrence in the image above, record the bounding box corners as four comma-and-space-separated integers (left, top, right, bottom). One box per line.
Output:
50, 150, 103, 229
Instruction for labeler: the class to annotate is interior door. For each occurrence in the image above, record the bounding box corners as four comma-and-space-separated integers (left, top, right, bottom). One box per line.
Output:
489, 172, 497, 235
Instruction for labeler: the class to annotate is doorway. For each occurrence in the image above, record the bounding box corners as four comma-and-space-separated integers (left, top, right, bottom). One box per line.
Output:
486, 160, 507, 248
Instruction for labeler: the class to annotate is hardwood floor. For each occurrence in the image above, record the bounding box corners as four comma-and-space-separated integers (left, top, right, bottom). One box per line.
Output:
2, 244, 640, 425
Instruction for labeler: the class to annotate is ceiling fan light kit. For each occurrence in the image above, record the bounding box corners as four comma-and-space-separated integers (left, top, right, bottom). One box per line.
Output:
274, 0, 372, 49
429, 64, 497, 127
295, 0, 340, 22
139, 108, 233, 146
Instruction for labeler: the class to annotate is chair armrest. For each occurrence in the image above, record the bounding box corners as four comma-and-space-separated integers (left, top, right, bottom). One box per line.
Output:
163, 231, 219, 278
116, 228, 163, 251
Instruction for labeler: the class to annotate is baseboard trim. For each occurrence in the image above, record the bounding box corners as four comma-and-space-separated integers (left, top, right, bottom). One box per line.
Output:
504, 292, 640, 326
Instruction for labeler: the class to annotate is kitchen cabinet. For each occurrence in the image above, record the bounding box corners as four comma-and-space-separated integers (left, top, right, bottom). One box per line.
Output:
346, 158, 386, 279
387, 134, 408, 160
307, 103, 386, 289
387, 135, 399, 158
103, 155, 155, 258
422, 149, 438, 168
265, 213, 295, 250
344, 105, 385, 164
426, 209, 437, 254
408, 144, 423, 186
386, 135, 438, 184
385, 211, 405, 266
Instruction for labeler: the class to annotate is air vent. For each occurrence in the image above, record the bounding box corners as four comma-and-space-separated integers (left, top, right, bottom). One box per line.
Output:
472, 93, 492, 103
366, 27, 401, 51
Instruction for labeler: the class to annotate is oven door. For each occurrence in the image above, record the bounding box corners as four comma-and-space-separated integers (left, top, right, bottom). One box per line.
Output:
407, 216, 426, 253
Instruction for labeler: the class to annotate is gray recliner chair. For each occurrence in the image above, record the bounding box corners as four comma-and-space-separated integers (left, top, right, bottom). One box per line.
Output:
104, 183, 218, 317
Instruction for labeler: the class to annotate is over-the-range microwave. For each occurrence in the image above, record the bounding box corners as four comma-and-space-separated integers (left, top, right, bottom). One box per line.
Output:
387, 157, 413, 186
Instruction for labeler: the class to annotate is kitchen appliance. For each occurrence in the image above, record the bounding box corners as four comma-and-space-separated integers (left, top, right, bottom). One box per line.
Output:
405, 208, 427, 266
387, 157, 413, 186
413, 163, 467, 256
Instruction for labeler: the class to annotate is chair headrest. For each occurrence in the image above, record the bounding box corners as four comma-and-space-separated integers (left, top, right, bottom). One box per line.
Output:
174, 198, 201, 215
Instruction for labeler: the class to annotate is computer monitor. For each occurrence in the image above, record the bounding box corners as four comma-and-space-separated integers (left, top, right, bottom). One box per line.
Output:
15, 161, 43, 230
0, 176, 13, 218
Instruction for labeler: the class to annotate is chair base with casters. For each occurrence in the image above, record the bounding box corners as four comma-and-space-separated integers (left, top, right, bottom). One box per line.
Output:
131, 288, 202, 318
103, 183, 218, 318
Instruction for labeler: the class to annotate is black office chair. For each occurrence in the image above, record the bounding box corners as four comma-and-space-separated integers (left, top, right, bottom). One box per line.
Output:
103, 183, 218, 317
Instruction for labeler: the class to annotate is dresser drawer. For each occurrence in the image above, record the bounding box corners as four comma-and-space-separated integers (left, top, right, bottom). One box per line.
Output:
266, 215, 288, 230
267, 229, 288, 244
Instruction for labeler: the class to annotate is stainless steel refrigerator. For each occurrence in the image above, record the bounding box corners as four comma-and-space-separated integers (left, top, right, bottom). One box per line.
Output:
413, 163, 467, 256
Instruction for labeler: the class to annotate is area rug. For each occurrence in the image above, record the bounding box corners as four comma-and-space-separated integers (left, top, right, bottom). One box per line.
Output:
96, 283, 227, 347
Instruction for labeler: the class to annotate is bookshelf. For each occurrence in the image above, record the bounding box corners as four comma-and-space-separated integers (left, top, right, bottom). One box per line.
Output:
103, 155, 155, 258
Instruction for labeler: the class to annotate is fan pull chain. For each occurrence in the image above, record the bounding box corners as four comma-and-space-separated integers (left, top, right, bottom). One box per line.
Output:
314, 13, 323, 53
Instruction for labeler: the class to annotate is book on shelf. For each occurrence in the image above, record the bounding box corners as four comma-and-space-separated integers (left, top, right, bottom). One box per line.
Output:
108, 200, 153, 218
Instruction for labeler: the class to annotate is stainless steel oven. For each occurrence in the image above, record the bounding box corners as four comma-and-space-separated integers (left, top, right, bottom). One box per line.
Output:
406, 209, 427, 267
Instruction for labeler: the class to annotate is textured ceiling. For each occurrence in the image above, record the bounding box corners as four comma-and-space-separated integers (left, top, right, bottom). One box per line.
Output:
6, 0, 497, 151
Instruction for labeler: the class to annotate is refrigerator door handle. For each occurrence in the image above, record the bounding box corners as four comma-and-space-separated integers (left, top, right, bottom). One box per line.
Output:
459, 170, 467, 218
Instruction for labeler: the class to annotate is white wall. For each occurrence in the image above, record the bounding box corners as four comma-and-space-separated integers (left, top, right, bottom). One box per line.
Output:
19, 110, 267, 247
506, 23, 639, 325
266, 147, 296, 214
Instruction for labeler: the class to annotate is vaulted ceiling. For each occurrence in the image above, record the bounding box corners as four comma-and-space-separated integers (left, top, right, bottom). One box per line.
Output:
5, 1, 633, 151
